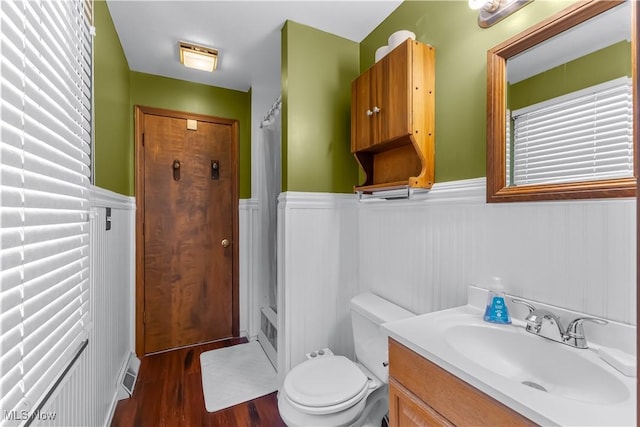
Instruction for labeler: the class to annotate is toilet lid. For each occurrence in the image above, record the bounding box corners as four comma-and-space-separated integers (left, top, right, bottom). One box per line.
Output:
284, 356, 369, 411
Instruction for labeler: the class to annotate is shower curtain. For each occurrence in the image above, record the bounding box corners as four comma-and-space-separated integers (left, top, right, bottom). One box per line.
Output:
257, 97, 281, 367
260, 98, 281, 312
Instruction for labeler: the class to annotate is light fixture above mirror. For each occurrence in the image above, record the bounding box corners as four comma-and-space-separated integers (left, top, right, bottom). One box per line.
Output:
470, 0, 533, 28
179, 41, 219, 72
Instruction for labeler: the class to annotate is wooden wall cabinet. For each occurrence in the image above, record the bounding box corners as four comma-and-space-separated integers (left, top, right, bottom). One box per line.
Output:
388, 338, 537, 427
351, 40, 435, 192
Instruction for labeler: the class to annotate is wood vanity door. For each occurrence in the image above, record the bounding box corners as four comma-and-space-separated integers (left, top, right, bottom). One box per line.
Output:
389, 379, 453, 427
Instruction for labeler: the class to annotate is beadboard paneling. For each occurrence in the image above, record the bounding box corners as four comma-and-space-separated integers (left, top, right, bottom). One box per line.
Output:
275, 180, 635, 388
277, 192, 359, 385
359, 178, 636, 324
31, 187, 135, 427
276, 180, 635, 380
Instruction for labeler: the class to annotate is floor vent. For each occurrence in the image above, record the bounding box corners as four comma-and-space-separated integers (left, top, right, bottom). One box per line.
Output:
258, 307, 277, 369
117, 353, 141, 400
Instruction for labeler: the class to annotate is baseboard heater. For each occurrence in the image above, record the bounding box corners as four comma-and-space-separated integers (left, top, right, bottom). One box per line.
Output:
258, 306, 278, 370
117, 353, 141, 400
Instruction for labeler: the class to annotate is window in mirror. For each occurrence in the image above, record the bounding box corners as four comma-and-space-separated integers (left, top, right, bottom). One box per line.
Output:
508, 77, 633, 187
487, 0, 637, 202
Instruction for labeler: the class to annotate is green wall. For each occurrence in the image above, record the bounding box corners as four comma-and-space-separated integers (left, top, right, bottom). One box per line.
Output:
130, 72, 252, 198
281, 21, 360, 193
94, 1, 251, 198
508, 41, 632, 111
360, 0, 575, 182
97, 1, 589, 194
94, 0, 132, 195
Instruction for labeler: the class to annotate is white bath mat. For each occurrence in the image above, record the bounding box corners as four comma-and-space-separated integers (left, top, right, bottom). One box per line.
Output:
200, 341, 277, 412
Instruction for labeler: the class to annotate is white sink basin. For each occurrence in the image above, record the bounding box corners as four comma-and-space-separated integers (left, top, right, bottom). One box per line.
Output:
382, 296, 636, 427
445, 324, 629, 405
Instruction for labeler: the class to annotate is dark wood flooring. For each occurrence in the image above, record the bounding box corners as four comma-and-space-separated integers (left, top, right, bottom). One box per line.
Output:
111, 338, 286, 427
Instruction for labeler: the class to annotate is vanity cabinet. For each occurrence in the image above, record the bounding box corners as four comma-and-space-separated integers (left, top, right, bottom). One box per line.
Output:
351, 39, 435, 192
388, 338, 537, 427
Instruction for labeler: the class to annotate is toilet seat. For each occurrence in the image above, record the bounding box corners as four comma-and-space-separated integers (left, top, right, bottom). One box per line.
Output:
283, 356, 369, 415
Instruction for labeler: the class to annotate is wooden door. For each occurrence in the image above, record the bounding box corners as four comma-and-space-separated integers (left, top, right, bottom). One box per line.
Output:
380, 40, 412, 143
138, 109, 237, 354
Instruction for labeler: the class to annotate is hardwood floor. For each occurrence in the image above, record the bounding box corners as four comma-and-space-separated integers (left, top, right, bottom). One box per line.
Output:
111, 338, 286, 427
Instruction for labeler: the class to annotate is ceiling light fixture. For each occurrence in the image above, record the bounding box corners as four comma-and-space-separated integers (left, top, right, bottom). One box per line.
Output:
179, 41, 219, 72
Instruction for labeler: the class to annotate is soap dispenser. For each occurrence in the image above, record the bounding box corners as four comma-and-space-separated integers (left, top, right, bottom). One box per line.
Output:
483, 277, 511, 324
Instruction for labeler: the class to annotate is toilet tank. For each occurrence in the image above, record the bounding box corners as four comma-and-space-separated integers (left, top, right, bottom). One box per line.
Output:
350, 293, 415, 383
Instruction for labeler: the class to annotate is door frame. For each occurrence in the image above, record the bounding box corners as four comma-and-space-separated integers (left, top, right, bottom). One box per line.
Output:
134, 105, 240, 356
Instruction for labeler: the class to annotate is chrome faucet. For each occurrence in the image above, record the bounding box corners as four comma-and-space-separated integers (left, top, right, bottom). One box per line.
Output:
512, 299, 607, 349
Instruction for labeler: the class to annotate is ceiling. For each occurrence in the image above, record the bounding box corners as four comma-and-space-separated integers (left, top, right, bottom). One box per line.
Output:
507, 1, 630, 84
106, 1, 403, 93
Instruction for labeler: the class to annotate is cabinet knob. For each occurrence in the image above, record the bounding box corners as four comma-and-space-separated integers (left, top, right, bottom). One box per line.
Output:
366, 109, 374, 116
373, 106, 380, 113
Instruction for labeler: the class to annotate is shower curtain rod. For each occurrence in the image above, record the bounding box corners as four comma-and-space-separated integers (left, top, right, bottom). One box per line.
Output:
261, 96, 282, 125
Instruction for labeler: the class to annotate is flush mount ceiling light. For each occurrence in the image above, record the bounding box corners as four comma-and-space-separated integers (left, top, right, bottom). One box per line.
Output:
179, 41, 218, 72
470, 0, 533, 28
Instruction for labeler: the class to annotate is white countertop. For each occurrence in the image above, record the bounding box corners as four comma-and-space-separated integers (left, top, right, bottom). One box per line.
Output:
382, 287, 636, 426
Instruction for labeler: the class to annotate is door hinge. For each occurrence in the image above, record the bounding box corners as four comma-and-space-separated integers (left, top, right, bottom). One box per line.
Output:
142, 133, 145, 147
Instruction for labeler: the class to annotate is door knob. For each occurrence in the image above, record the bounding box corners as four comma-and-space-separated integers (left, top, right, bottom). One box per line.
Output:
221, 238, 230, 248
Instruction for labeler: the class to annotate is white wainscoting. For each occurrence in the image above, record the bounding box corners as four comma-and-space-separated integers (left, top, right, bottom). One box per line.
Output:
32, 187, 135, 427
359, 178, 636, 325
277, 180, 636, 381
277, 192, 359, 385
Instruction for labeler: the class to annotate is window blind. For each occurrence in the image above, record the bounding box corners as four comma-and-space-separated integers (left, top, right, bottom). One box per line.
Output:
510, 77, 633, 186
1, 0, 92, 422
505, 109, 511, 187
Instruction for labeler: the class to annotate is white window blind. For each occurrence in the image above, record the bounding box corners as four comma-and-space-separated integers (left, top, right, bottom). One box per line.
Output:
510, 77, 633, 186
505, 108, 511, 187
1, 0, 92, 423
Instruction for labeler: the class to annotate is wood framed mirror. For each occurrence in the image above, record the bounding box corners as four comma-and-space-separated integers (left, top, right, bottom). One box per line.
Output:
487, 0, 637, 202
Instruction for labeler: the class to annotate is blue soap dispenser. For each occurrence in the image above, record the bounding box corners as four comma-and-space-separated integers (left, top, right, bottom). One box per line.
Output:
483, 277, 511, 324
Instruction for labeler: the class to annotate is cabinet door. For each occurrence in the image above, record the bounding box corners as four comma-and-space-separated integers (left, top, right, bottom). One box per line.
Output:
379, 40, 412, 143
351, 67, 375, 152
389, 379, 454, 427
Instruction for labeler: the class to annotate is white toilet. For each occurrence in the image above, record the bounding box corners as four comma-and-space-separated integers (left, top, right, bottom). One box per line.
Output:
278, 293, 415, 427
